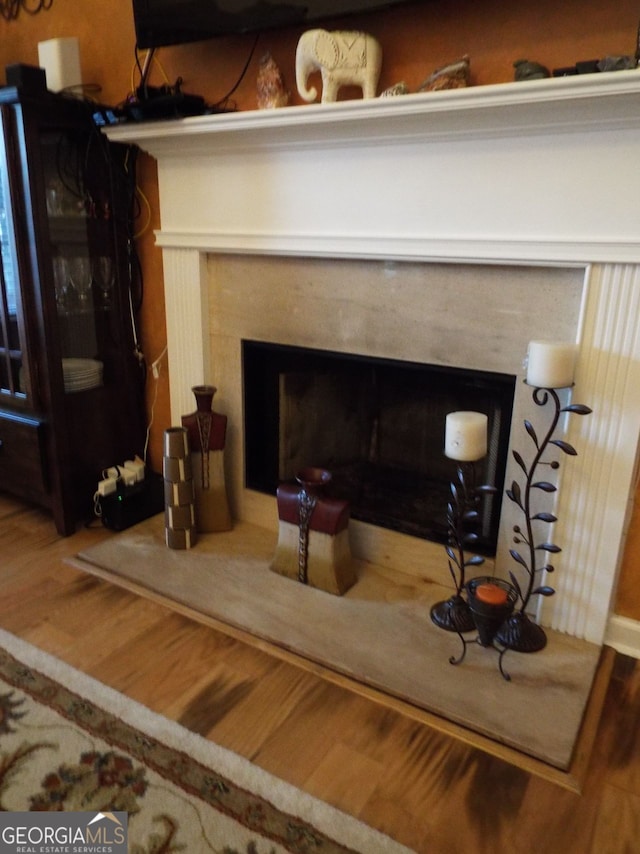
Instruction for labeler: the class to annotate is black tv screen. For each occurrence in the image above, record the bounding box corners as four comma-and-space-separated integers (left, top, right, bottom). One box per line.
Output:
132, 0, 418, 49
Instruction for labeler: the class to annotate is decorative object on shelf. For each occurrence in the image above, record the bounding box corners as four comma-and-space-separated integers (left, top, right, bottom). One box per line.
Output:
271, 467, 357, 595
45, 179, 64, 216
513, 59, 550, 81
380, 81, 409, 97
181, 385, 232, 533
68, 255, 93, 306
496, 339, 592, 654
162, 427, 197, 550
295, 30, 382, 103
418, 55, 470, 92
52, 255, 71, 312
93, 256, 115, 308
61, 357, 103, 393
597, 55, 635, 72
430, 462, 496, 636
431, 411, 496, 644
257, 51, 290, 109
1, 0, 53, 20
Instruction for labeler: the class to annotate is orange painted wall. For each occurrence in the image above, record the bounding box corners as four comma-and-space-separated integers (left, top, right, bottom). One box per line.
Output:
1, 0, 639, 618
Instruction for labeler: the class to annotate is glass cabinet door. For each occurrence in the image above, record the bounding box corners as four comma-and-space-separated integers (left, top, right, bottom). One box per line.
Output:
0, 106, 26, 402
41, 127, 116, 396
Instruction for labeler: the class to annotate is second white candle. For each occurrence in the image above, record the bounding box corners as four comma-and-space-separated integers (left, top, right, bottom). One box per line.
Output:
526, 340, 577, 389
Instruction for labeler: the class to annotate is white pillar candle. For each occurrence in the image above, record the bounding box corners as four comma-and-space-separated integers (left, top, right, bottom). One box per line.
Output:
445, 411, 488, 461
526, 340, 577, 389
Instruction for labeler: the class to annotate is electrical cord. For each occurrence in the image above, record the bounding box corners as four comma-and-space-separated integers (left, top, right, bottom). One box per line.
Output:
210, 31, 261, 111
0, 0, 52, 20
144, 345, 167, 464
127, 32, 261, 114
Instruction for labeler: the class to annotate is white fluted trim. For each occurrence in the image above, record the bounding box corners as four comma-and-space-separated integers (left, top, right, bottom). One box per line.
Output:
539, 265, 640, 642
162, 248, 209, 422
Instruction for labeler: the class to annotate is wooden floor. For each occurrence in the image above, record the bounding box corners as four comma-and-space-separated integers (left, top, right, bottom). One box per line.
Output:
0, 494, 639, 853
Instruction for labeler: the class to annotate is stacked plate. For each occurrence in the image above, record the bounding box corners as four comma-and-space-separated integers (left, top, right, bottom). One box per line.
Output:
62, 358, 103, 393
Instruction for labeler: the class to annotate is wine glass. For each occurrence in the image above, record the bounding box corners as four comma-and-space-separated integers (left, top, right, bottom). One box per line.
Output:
94, 256, 115, 307
68, 255, 93, 306
52, 256, 70, 311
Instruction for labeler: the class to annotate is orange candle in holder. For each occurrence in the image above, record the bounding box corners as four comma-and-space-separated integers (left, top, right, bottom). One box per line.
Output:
475, 583, 508, 606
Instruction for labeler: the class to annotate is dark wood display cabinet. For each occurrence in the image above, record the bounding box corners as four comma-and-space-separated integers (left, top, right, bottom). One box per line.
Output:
0, 71, 146, 535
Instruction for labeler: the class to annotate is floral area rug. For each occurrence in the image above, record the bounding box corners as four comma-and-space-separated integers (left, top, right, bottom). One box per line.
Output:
0, 628, 414, 854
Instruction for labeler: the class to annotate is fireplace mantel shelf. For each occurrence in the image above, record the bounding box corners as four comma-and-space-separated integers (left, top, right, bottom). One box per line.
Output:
107, 70, 640, 156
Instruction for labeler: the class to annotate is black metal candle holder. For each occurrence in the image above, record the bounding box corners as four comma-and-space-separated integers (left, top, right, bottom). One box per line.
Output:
496, 383, 592, 654
430, 462, 496, 648
465, 575, 519, 680
438, 574, 520, 681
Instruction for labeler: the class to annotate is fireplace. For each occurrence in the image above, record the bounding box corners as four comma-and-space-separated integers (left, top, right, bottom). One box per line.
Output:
243, 339, 515, 553
109, 71, 640, 647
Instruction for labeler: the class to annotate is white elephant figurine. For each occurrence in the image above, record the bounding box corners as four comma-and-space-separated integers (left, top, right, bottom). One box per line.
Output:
295, 29, 382, 104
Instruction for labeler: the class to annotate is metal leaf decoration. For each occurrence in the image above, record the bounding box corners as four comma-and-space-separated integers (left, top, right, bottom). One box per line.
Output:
550, 439, 578, 455
537, 542, 562, 553
532, 481, 557, 492
533, 512, 557, 523
524, 420, 539, 447
533, 585, 555, 597
442, 463, 496, 595
561, 404, 593, 415
506, 384, 591, 613
512, 450, 528, 475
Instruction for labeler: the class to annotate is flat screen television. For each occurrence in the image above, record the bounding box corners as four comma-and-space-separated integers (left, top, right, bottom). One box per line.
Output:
132, 0, 418, 49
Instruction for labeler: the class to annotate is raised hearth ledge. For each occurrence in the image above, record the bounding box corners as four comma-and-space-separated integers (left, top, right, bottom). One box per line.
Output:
107, 73, 640, 649
69, 515, 605, 778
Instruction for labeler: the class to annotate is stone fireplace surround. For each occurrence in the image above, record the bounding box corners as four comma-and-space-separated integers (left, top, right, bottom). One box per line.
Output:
109, 71, 640, 651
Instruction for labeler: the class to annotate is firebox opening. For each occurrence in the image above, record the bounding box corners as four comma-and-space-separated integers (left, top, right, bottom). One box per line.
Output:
243, 340, 516, 556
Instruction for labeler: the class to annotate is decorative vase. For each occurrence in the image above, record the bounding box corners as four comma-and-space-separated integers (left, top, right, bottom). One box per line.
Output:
270, 467, 357, 595
163, 426, 197, 549
181, 385, 232, 533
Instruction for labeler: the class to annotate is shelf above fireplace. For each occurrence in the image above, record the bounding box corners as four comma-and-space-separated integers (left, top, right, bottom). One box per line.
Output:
108, 70, 640, 156
107, 70, 640, 267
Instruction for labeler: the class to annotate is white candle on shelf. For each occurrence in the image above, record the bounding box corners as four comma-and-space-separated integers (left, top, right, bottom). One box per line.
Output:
526, 340, 577, 389
445, 411, 488, 461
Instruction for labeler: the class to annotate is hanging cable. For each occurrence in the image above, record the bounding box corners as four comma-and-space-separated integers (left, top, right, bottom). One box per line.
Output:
211, 32, 261, 111
0, 0, 53, 20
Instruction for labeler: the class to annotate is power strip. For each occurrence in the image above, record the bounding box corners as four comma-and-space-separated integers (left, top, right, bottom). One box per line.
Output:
96, 456, 145, 500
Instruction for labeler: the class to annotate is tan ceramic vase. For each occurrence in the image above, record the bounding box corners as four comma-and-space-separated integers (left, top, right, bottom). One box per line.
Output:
270, 467, 357, 595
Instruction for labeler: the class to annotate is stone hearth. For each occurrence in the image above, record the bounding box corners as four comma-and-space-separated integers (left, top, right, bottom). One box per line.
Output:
108, 71, 640, 647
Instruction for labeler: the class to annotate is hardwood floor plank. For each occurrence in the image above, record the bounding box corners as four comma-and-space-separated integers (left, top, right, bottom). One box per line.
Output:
0, 496, 638, 853
254, 681, 368, 785
589, 785, 640, 854
304, 741, 383, 815
208, 663, 329, 758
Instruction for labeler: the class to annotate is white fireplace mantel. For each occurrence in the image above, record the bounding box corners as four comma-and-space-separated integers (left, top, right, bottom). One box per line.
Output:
108, 71, 640, 265
109, 71, 640, 152
107, 72, 640, 648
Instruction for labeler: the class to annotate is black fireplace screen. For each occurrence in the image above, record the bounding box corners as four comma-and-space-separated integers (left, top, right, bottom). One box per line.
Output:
243, 340, 515, 556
